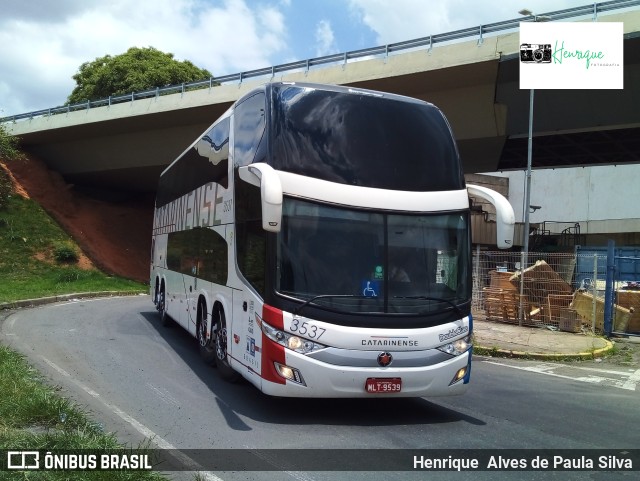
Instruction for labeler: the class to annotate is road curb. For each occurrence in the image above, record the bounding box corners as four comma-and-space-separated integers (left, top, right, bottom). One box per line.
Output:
0, 291, 148, 311
475, 339, 614, 360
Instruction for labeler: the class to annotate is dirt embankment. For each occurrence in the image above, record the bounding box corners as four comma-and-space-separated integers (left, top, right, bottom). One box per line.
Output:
4, 156, 153, 283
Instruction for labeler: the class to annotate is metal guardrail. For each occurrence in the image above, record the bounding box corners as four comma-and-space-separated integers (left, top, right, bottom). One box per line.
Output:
1, 0, 639, 124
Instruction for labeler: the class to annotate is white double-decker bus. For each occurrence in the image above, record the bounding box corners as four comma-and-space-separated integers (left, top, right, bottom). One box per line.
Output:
151, 82, 514, 397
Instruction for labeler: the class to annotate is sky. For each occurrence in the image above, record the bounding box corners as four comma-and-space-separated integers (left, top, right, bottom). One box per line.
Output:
0, 0, 612, 116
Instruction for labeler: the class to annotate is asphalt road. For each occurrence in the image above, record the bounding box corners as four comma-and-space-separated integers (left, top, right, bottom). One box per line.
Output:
1, 295, 638, 481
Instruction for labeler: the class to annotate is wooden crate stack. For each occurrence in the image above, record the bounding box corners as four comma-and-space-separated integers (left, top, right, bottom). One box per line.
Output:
483, 261, 579, 331
483, 271, 538, 326
482, 260, 639, 334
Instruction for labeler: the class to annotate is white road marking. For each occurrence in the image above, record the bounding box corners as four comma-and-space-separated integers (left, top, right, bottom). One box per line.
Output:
569, 365, 640, 376
41, 356, 71, 377
48, 296, 130, 308
483, 360, 638, 391
39, 356, 223, 481
81, 386, 101, 398
622, 369, 640, 391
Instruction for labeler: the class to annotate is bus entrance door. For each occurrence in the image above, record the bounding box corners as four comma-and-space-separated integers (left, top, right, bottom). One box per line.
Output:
233, 291, 262, 377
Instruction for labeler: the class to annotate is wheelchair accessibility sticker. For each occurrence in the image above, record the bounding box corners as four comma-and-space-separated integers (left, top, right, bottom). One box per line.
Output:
361, 280, 379, 297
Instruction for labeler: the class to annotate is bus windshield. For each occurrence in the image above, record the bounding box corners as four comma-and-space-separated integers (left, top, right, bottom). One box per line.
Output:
269, 85, 464, 192
276, 197, 470, 316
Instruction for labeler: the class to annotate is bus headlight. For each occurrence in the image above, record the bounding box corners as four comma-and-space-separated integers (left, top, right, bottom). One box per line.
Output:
436, 335, 472, 356
259, 319, 326, 354
274, 362, 306, 385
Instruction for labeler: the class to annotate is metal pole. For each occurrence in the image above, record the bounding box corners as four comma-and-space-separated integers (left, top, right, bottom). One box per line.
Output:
592, 253, 598, 332
473, 244, 480, 311
604, 240, 615, 337
519, 88, 534, 326
518, 250, 525, 326
523, 88, 534, 259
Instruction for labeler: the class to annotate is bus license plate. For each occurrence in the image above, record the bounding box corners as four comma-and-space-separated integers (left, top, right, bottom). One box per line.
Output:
365, 378, 402, 393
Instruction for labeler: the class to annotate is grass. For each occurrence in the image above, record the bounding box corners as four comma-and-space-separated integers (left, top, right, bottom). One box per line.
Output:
0, 192, 145, 303
0, 345, 166, 480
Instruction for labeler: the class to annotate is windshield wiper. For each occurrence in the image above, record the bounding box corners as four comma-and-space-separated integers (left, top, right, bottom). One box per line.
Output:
293, 294, 377, 316
393, 296, 463, 317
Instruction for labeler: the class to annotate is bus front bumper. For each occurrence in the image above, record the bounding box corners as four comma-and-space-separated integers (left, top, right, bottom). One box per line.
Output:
259, 348, 472, 398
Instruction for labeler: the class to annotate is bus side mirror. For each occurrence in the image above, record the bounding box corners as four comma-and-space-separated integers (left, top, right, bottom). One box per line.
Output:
467, 184, 515, 249
238, 163, 283, 232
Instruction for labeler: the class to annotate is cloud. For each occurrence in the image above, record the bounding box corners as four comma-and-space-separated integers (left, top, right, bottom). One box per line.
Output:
0, 0, 290, 116
315, 20, 338, 57
348, 0, 449, 44
348, 0, 595, 45
0, 0, 93, 24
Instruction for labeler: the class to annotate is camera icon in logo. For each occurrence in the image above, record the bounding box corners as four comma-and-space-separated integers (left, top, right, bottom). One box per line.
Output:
520, 44, 552, 63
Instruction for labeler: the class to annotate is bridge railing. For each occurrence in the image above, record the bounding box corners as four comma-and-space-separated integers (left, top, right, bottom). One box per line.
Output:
1, 0, 638, 124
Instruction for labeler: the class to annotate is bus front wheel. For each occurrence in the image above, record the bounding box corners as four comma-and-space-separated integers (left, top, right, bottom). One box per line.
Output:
213, 307, 240, 382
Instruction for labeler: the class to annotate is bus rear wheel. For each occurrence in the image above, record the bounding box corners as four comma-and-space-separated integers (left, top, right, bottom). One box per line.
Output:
158, 288, 172, 327
213, 307, 240, 382
197, 300, 216, 366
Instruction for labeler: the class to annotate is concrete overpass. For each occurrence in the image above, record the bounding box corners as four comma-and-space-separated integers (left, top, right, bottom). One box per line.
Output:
5, 8, 640, 193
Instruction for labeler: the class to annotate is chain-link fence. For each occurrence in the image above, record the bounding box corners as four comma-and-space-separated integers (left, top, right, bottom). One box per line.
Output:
472, 250, 639, 335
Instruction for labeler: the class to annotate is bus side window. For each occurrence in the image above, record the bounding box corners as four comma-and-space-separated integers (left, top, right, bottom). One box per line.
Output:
235, 172, 266, 297
234, 91, 268, 297
166, 228, 227, 284
156, 117, 230, 207
233, 92, 266, 168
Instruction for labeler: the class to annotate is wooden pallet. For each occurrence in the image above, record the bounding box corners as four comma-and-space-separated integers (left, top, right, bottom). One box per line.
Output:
510, 260, 573, 307
573, 291, 631, 333
615, 290, 640, 333
483, 287, 540, 326
547, 294, 581, 333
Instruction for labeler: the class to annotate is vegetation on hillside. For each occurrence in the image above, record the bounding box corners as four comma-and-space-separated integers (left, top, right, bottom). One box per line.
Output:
0, 123, 24, 209
0, 124, 145, 302
0, 123, 24, 162
0, 184, 145, 303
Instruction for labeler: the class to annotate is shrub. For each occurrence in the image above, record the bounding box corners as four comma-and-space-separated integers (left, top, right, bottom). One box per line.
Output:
53, 241, 80, 264
56, 268, 83, 283
0, 168, 12, 210
0, 123, 24, 161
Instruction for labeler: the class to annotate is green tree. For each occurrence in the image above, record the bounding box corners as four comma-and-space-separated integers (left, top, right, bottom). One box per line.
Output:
0, 124, 24, 161
0, 123, 24, 208
67, 47, 213, 104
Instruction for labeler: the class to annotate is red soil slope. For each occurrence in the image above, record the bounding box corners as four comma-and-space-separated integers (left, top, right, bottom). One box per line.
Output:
4, 157, 153, 283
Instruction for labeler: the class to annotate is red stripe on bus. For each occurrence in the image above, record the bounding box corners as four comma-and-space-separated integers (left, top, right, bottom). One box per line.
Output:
262, 304, 284, 330
261, 334, 286, 384
261, 304, 286, 384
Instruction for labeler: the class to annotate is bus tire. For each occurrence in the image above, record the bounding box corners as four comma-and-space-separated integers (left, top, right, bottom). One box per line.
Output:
159, 288, 172, 327
213, 306, 240, 382
197, 299, 216, 366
